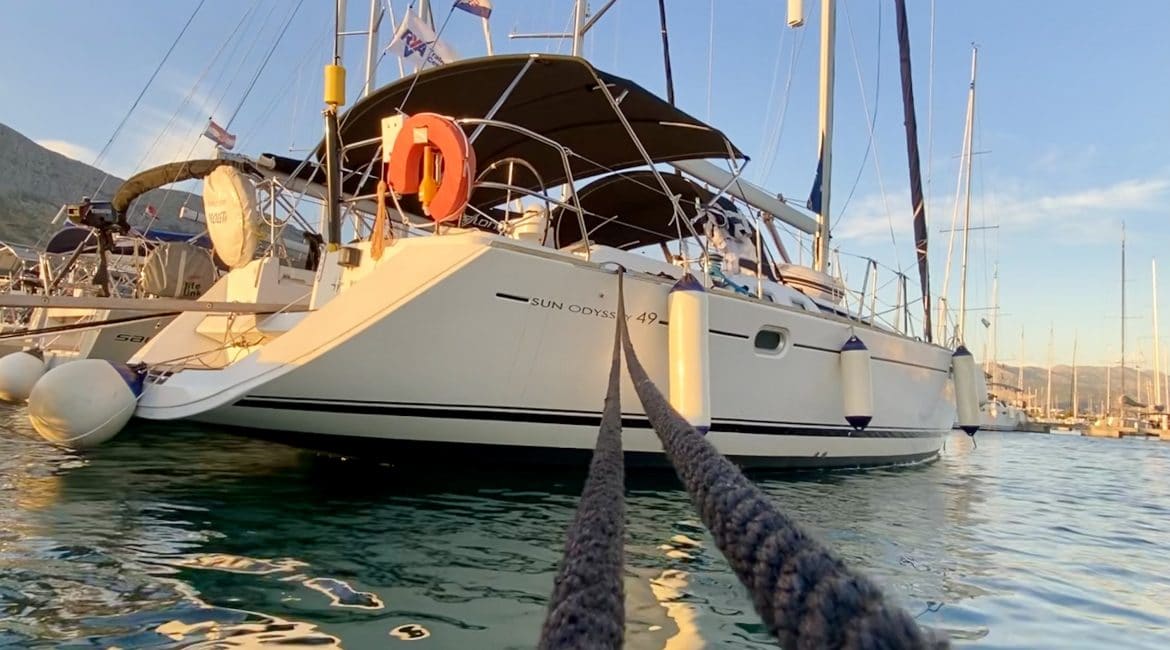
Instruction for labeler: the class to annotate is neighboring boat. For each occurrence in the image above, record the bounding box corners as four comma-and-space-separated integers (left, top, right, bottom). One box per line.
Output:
978, 268, 1030, 432
29, 0, 965, 467
0, 159, 311, 402
1087, 224, 1147, 438
0, 217, 216, 401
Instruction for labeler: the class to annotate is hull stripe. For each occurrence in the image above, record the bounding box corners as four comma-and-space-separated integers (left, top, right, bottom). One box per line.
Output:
233, 429, 942, 469
233, 396, 943, 439
792, 342, 947, 374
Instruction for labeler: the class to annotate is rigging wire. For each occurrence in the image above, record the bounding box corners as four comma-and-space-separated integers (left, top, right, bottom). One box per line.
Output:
89, 0, 208, 198
836, 0, 902, 273
206, 0, 282, 124
757, 27, 807, 187
237, 27, 332, 153
158, 0, 306, 219
753, 14, 791, 180
227, 0, 306, 129
131, 1, 261, 181
236, 26, 332, 151
145, 0, 274, 221
831, 0, 881, 227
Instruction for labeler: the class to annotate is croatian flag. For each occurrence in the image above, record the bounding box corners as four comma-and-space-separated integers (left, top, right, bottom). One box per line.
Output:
390, 10, 460, 70
202, 119, 236, 150
454, 0, 492, 19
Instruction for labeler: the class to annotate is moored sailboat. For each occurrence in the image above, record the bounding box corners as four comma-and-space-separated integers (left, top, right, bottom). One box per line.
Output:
27, 0, 970, 467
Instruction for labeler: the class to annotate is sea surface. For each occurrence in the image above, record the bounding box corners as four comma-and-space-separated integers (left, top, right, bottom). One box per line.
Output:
1, 407, 1168, 649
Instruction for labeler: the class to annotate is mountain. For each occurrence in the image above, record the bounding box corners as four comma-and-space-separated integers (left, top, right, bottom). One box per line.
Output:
986, 363, 1169, 414
0, 122, 204, 245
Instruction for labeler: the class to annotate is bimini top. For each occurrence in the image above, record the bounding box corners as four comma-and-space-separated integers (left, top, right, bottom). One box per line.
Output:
550, 170, 717, 249
328, 54, 745, 211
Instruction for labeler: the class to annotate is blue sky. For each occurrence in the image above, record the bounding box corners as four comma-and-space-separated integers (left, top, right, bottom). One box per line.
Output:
2, 1, 1169, 372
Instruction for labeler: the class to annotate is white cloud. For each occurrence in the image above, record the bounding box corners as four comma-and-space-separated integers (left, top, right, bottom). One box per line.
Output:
834, 173, 1170, 245
36, 139, 99, 165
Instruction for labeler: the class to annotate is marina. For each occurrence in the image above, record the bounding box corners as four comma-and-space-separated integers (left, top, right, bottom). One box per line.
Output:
2, 0, 1169, 647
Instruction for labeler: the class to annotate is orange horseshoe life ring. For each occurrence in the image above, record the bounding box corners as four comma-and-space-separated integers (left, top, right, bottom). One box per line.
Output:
386, 112, 477, 223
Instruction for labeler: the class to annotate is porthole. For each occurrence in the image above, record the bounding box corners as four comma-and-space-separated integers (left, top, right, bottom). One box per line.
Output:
754, 327, 788, 355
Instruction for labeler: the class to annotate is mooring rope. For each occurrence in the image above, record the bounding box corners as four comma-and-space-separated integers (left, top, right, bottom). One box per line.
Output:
541, 272, 949, 649
537, 277, 628, 650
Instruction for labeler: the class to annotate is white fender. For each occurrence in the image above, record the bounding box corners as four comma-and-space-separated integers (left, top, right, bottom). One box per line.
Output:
667, 274, 711, 433
952, 345, 980, 434
0, 350, 46, 402
840, 335, 873, 431
28, 360, 143, 449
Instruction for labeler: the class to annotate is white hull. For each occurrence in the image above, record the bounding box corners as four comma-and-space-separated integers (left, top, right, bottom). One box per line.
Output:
134, 235, 953, 468
978, 400, 1025, 432
7, 307, 174, 366
1049, 427, 1082, 436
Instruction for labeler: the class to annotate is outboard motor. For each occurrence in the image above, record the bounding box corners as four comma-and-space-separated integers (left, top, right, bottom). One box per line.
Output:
65, 198, 130, 298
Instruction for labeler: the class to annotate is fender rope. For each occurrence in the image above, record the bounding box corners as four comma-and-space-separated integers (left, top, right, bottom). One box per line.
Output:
541, 272, 949, 649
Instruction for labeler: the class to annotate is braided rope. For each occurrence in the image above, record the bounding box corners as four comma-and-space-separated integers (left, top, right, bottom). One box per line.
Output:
540, 271, 948, 649
537, 276, 629, 649
617, 280, 949, 650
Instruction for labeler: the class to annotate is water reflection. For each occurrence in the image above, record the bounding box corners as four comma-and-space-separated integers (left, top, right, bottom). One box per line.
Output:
2, 407, 1170, 648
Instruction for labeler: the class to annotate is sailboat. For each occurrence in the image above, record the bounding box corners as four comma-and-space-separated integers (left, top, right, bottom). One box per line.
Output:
939, 44, 1018, 432
1089, 224, 1142, 437
977, 267, 1031, 431
25, 0, 968, 468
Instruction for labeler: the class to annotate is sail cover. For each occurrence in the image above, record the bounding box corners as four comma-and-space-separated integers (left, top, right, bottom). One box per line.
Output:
140, 242, 218, 299
202, 165, 261, 269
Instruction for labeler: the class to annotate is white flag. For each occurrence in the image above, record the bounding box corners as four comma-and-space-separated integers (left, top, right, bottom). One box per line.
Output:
389, 11, 459, 71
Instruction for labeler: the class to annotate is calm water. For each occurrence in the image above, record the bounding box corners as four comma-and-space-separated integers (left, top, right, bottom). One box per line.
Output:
1, 407, 1168, 649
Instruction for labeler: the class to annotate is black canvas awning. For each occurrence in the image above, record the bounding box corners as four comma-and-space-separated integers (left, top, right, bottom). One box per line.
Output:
324, 54, 744, 212
550, 171, 717, 249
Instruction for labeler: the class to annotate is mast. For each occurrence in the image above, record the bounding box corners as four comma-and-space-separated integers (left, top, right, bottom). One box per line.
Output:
322, 0, 347, 249
1017, 325, 1024, 408
988, 266, 999, 377
956, 45, 978, 342
1154, 259, 1162, 408
571, 0, 588, 56
1072, 331, 1079, 419
1045, 323, 1053, 418
655, 0, 676, 105
811, 0, 836, 273
893, 0, 932, 342
362, 0, 381, 97
1121, 223, 1127, 415
1106, 356, 1112, 415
